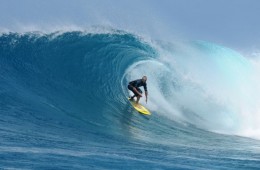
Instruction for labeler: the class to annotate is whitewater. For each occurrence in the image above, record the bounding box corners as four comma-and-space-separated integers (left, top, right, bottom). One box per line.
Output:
1, 30, 260, 169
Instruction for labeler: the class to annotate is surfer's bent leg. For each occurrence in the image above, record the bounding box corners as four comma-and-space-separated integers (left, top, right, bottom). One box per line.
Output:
128, 84, 138, 99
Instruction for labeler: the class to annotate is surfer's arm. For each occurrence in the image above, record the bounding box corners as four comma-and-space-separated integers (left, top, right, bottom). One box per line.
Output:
129, 84, 142, 96
143, 83, 148, 103
145, 91, 148, 103
133, 87, 142, 96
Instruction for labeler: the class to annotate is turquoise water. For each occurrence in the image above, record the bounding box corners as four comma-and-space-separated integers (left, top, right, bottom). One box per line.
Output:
0, 31, 260, 169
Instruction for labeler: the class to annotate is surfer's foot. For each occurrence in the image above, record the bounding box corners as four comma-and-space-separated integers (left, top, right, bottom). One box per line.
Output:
130, 96, 135, 100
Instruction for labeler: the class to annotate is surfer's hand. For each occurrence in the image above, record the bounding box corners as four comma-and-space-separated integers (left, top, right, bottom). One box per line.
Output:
139, 94, 142, 97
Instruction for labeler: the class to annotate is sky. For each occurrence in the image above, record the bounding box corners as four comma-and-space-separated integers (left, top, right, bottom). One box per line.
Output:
1, 0, 260, 51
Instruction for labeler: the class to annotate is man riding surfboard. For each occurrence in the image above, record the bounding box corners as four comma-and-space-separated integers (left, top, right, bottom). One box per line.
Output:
128, 76, 148, 104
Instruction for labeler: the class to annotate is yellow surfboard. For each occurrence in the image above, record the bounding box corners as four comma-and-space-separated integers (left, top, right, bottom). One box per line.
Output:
128, 98, 151, 115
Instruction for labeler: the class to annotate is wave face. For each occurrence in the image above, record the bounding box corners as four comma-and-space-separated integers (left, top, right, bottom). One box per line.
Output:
1, 31, 260, 169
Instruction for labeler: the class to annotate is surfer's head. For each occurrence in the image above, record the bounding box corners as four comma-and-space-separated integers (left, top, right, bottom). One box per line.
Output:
142, 76, 147, 82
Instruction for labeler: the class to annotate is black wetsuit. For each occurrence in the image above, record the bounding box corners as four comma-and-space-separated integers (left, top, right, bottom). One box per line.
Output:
128, 79, 147, 97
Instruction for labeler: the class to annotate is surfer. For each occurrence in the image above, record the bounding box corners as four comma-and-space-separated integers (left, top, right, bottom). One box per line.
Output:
128, 76, 148, 104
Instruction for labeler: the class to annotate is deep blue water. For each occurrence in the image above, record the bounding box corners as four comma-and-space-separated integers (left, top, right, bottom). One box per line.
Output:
1, 31, 260, 169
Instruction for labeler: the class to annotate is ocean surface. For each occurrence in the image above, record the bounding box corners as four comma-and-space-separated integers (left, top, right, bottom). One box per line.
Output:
1, 30, 260, 169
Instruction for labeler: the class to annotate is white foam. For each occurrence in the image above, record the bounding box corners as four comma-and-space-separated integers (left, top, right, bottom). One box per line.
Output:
124, 40, 260, 140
